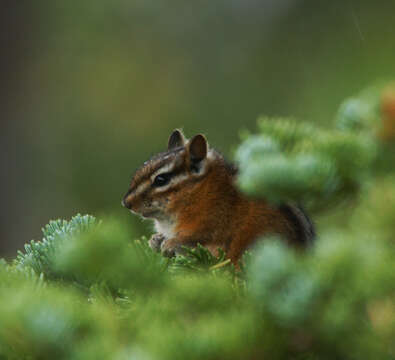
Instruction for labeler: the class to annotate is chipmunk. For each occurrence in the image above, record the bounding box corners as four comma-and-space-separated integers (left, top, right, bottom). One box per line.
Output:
122, 129, 314, 264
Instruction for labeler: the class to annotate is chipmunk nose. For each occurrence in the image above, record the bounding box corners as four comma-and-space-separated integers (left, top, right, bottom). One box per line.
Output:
122, 195, 132, 209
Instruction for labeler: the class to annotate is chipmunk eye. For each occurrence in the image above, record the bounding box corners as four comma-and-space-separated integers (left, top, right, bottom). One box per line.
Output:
153, 173, 172, 187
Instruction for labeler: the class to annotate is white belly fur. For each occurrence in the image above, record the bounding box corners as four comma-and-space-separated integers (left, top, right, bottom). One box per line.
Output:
154, 219, 176, 239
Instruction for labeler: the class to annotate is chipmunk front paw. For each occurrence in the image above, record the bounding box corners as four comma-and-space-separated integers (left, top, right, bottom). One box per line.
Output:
160, 238, 183, 258
149, 233, 166, 252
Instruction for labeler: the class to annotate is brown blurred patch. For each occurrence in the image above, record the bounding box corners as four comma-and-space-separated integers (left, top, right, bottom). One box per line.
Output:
367, 297, 395, 336
379, 85, 395, 142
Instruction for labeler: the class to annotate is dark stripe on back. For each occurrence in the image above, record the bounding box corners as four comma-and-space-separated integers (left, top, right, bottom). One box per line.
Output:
278, 203, 315, 247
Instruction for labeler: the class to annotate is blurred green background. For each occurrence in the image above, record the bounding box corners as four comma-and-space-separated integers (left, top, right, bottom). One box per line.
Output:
1, 0, 394, 256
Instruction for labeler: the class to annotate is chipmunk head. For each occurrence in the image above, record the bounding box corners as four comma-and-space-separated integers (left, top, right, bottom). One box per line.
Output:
122, 129, 213, 221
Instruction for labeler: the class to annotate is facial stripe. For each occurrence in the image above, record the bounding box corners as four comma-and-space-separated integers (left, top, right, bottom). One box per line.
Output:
129, 159, 172, 190
153, 173, 190, 193
134, 180, 151, 196
130, 159, 187, 196
130, 149, 186, 189
151, 154, 211, 193
150, 162, 176, 182
127, 146, 212, 200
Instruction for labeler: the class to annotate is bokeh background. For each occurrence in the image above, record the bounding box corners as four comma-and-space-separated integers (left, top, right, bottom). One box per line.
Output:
1, 0, 394, 257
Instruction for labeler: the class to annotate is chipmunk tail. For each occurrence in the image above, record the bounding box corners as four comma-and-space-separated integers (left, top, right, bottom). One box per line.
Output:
279, 203, 315, 247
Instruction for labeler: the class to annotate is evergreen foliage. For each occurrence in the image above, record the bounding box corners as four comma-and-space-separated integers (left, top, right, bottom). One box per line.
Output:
236, 118, 377, 210
1, 83, 395, 359
15, 215, 98, 281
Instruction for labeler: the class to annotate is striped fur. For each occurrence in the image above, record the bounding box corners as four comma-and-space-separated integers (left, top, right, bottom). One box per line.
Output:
278, 203, 315, 247
123, 130, 315, 263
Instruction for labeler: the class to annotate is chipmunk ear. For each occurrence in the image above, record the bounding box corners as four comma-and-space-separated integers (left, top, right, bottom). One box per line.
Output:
189, 134, 208, 163
168, 129, 186, 150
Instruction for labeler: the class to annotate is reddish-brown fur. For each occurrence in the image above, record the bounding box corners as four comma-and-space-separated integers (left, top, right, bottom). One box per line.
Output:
123, 130, 312, 264
164, 156, 297, 263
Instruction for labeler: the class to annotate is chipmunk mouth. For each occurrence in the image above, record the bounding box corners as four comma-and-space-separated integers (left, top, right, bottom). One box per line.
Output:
141, 210, 160, 219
